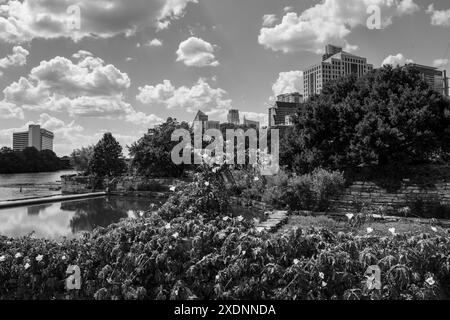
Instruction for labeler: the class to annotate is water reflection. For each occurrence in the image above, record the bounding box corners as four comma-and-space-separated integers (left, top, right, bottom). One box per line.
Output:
0, 197, 161, 239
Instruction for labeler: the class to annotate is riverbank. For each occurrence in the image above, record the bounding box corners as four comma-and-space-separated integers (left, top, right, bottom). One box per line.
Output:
0, 170, 77, 201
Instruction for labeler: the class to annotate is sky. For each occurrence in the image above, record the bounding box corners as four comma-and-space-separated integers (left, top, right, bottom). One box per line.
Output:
0, 0, 449, 156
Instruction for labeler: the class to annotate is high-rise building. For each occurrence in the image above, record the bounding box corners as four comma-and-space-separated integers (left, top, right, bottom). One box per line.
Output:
193, 110, 221, 131
408, 64, 449, 97
13, 125, 54, 152
276, 92, 304, 104
227, 109, 240, 126
304, 45, 374, 100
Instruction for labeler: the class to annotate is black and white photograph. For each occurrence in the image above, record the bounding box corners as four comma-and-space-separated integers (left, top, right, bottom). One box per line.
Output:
0, 0, 450, 314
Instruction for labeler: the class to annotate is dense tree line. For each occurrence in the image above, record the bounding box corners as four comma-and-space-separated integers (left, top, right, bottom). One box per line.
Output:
0, 147, 68, 174
281, 65, 450, 174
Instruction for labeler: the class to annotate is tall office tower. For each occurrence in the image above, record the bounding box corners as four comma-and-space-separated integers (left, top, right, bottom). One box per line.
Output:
408, 64, 449, 97
13, 125, 54, 152
227, 109, 240, 126
304, 44, 374, 100
276, 92, 304, 104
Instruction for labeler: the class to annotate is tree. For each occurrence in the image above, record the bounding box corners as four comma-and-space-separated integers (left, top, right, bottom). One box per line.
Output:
71, 145, 94, 173
129, 118, 190, 178
281, 66, 450, 174
88, 133, 126, 178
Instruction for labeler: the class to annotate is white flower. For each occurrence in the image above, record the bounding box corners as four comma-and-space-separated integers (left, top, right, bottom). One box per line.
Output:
212, 167, 219, 173
15, 253, 22, 259
242, 251, 246, 255
256, 227, 264, 233
345, 214, 354, 220
165, 223, 171, 230
426, 277, 436, 286
61, 255, 67, 261
223, 217, 230, 221
24, 263, 31, 270
388, 228, 396, 236
172, 232, 179, 239
169, 186, 176, 192
319, 272, 325, 279
322, 281, 327, 287
431, 227, 438, 233
293, 259, 300, 265
204, 182, 210, 187
366, 227, 374, 234
237, 216, 244, 222
254, 177, 260, 182
36, 255, 43, 262
0, 255, 6, 262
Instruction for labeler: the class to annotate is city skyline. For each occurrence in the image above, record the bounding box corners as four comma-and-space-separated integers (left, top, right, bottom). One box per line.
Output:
1, 0, 450, 156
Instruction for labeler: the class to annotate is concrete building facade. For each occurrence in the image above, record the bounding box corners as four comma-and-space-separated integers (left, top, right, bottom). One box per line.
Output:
13, 125, 54, 152
408, 64, 449, 97
303, 45, 374, 100
276, 92, 303, 104
227, 109, 240, 126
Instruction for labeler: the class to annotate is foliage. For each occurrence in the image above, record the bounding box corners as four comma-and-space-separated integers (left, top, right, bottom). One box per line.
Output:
0, 147, 64, 174
129, 118, 190, 178
71, 146, 94, 173
88, 133, 127, 179
233, 168, 345, 212
1, 216, 450, 300
133, 181, 169, 193
281, 66, 450, 174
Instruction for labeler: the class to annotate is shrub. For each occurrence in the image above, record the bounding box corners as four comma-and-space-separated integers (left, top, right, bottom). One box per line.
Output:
281, 169, 345, 211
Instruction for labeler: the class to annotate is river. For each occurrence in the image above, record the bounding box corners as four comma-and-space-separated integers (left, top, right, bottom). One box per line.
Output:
0, 170, 77, 201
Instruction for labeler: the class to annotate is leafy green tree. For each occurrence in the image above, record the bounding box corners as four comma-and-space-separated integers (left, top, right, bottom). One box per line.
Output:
129, 118, 190, 178
88, 133, 126, 178
281, 66, 450, 173
71, 145, 94, 173
0, 147, 62, 173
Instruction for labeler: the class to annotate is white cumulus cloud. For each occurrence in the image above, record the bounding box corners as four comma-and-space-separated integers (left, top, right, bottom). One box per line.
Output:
258, 0, 419, 54
0, 46, 29, 71
0, 0, 197, 43
0, 51, 160, 126
382, 53, 414, 67
137, 78, 232, 114
176, 37, 219, 67
427, 4, 450, 27
272, 71, 304, 96
146, 38, 163, 47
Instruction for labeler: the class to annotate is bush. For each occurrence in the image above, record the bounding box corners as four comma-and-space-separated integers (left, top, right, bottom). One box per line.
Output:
279, 169, 345, 211
1, 216, 450, 300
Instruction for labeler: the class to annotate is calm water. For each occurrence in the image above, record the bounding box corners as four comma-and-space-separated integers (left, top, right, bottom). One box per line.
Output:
0, 170, 77, 201
0, 197, 162, 239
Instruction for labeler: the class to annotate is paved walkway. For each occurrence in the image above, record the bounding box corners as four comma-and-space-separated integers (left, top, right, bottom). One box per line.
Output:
0, 192, 106, 209
256, 210, 289, 232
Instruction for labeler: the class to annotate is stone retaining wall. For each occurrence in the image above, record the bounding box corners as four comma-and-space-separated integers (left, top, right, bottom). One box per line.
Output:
332, 179, 450, 213
61, 175, 94, 194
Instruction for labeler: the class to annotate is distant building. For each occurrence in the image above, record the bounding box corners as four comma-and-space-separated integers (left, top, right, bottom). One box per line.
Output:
193, 110, 221, 131
304, 44, 374, 100
205, 121, 220, 130
227, 109, 240, 126
276, 92, 303, 104
269, 101, 299, 127
243, 117, 260, 129
408, 64, 449, 97
13, 125, 54, 152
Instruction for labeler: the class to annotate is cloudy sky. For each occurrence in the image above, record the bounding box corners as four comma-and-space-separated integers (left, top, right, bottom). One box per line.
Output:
0, 0, 449, 156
